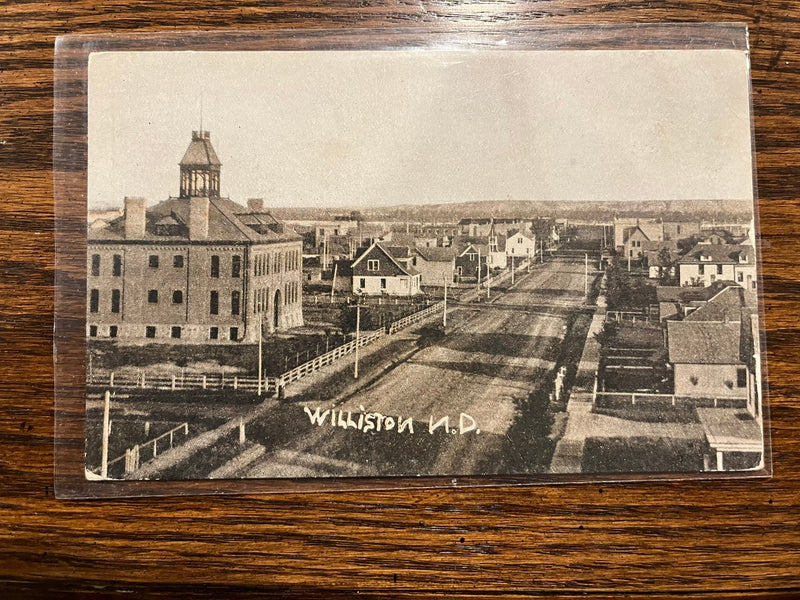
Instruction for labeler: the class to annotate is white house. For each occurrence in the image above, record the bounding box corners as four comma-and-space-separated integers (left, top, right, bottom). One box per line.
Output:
678, 243, 756, 290
506, 228, 536, 261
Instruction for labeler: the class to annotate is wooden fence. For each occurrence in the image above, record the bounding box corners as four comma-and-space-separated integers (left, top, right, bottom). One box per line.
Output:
94, 422, 189, 478
594, 390, 747, 409
388, 302, 443, 334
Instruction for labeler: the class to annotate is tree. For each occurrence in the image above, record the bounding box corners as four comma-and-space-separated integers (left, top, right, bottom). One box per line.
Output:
656, 247, 676, 285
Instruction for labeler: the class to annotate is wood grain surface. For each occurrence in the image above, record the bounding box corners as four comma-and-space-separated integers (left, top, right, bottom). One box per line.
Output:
2, 1, 800, 597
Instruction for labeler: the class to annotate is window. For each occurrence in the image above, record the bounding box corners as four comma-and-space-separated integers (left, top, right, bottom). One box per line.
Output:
737, 272, 744, 282
380, 278, 387, 289
172, 290, 183, 304
359, 278, 366, 289
173, 255, 184, 268
229, 327, 239, 341
231, 291, 240, 315
109, 325, 118, 338
148, 290, 158, 303
698, 264, 705, 275
89, 289, 99, 313
89, 325, 97, 337
518, 238, 523, 244
111, 289, 120, 313
149, 255, 159, 268
112, 254, 122, 276
211, 255, 220, 278
210, 291, 219, 315
210, 327, 219, 340
146, 326, 156, 338
717, 264, 723, 275
737, 367, 747, 388
171, 326, 181, 339
367, 259, 379, 271
232, 255, 241, 278
91, 254, 100, 276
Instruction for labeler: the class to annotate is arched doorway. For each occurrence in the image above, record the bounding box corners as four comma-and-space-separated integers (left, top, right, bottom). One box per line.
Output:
273, 288, 281, 330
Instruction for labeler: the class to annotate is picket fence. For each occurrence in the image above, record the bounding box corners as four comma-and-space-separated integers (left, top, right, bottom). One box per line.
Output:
89, 300, 445, 396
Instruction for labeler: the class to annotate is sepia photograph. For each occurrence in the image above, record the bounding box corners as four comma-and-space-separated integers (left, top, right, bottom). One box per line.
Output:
83, 47, 765, 481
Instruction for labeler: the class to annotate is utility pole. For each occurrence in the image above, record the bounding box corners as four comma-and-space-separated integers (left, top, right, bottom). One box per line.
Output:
257, 312, 263, 396
584, 252, 589, 303
477, 247, 481, 287
443, 275, 448, 329
330, 262, 338, 303
354, 301, 361, 379
511, 257, 515, 285
101, 390, 111, 479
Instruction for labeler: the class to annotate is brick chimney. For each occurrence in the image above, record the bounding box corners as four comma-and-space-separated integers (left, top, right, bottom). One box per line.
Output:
189, 197, 210, 241
247, 198, 264, 212
124, 197, 146, 239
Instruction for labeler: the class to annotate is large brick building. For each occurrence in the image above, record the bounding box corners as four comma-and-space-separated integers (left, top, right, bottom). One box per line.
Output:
87, 130, 303, 344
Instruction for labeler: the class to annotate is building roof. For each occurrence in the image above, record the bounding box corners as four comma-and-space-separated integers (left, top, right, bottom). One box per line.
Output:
351, 242, 418, 276
678, 243, 754, 265
684, 286, 744, 323
413, 247, 457, 262
656, 281, 737, 303
667, 321, 742, 364
507, 228, 534, 240
180, 131, 221, 166
89, 196, 300, 244
623, 225, 652, 244
642, 240, 677, 253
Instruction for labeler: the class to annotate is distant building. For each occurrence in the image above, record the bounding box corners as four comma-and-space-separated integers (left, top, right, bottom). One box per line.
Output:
87, 130, 303, 344
351, 242, 422, 296
613, 217, 663, 252
458, 217, 532, 238
662, 220, 701, 241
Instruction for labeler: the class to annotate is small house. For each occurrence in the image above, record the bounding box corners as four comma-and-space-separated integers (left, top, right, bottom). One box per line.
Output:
351, 242, 422, 296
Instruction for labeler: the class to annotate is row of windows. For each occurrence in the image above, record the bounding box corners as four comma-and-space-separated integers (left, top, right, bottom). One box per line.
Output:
89, 288, 242, 316
90, 253, 242, 278
90, 254, 123, 277
88, 325, 239, 341
92, 250, 301, 279
697, 264, 725, 276
252, 281, 301, 313
253, 249, 300, 276
89, 289, 121, 313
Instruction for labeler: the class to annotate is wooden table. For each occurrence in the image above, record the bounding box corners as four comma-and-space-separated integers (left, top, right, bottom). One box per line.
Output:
2, 2, 799, 597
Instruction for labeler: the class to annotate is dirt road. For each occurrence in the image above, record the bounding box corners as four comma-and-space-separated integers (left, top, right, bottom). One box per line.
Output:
240, 259, 594, 478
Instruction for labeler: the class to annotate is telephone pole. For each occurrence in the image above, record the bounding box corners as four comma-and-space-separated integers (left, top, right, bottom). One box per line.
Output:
584, 252, 589, 303
354, 301, 361, 379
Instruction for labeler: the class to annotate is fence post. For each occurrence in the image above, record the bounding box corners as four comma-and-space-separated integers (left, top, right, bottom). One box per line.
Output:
110, 371, 115, 387
184, 423, 188, 435
239, 416, 245, 445
202, 375, 207, 390
140, 369, 145, 388
171, 375, 176, 391
233, 376, 238, 390
631, 394, 636, 405
152, 438, 157, 458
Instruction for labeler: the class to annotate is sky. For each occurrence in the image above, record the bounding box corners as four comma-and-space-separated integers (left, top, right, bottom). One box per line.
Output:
87, 49, 755, 210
